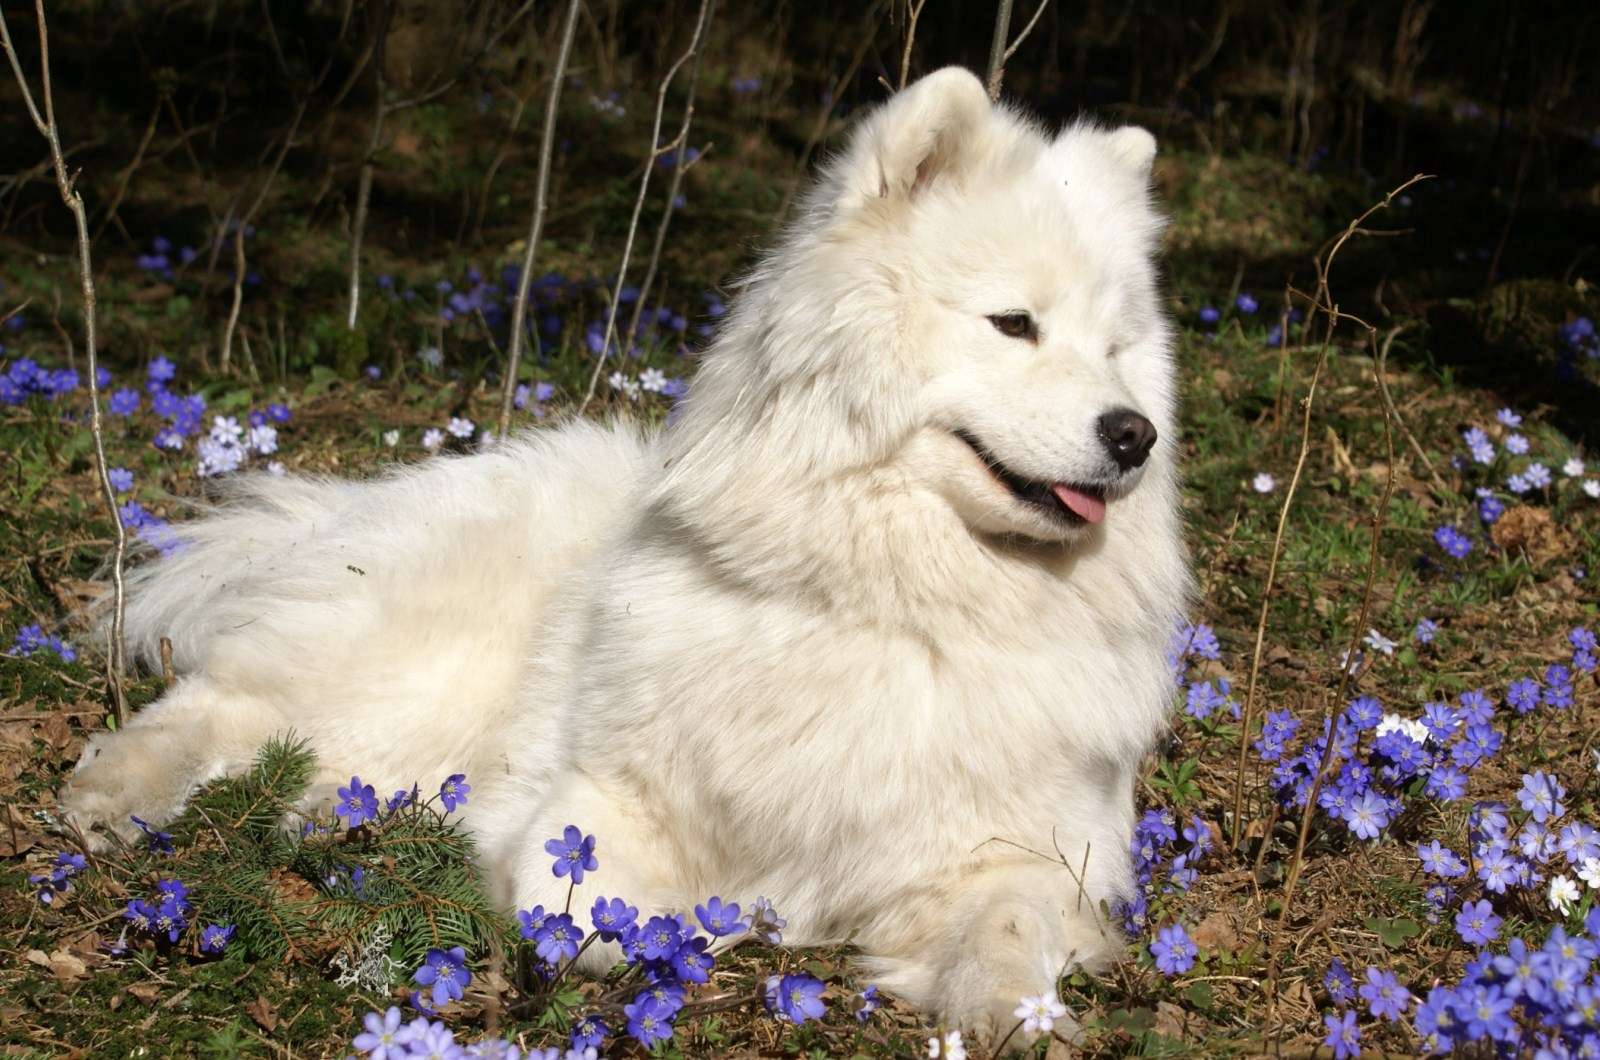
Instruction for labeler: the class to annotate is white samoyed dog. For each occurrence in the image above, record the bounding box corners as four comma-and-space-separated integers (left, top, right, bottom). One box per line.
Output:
63, 66, 1189, 1039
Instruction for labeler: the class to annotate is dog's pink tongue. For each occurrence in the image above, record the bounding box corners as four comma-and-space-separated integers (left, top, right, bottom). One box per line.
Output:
1051, 484, 1106, 524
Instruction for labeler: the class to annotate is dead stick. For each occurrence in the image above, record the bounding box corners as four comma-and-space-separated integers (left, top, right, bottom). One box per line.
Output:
498, 0, 581, 440
1, 0, 127, 724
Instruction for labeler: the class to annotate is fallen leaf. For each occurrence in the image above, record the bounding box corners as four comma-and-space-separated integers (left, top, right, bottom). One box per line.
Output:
26, 948, 87, 983
1191, 910, 1240, 952
246, 995, 280, 1033
126, 982, 161, 1004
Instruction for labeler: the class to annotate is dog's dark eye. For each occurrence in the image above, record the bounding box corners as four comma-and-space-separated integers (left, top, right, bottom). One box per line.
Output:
987, 312, 1037, 341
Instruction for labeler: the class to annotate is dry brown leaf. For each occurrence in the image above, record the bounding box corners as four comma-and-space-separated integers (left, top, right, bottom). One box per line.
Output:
1191, 910, 1240, 952
1491, 504, 1570, 565
126, 982, 161, 1004
246, 995, 280, 1033
26, 948, 88, 983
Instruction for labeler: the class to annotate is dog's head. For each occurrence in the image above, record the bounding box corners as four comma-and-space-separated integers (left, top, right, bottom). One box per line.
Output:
664, 67, 1176, 552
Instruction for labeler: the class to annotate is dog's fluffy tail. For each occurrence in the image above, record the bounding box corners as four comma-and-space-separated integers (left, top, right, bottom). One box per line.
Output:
106, 420, 652, 676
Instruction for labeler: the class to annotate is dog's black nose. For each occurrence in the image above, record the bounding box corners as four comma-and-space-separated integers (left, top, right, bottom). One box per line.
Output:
1097, 408, 1157, 471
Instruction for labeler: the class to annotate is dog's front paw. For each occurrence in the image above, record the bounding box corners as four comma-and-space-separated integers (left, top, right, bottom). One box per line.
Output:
57, 729, 194, 850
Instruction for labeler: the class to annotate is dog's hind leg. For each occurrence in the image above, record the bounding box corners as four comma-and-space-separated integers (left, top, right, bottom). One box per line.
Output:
58, 674, 291, 848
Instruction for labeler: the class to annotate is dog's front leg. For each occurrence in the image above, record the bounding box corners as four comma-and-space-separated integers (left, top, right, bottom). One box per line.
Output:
867, 858, 1125, 1048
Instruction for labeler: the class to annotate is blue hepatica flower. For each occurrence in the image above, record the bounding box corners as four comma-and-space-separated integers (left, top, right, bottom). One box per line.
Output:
694, 896, 748, 937
624, 994, 675, 1045
545, 825, 598, 883
638, 915, 683, 961
534, 912, 583, 964
1434, 525, 1473, 559
130, 814, 174, 854
590, 896, 638, 941
1359, 966, 1410, 1022
1322, 1010, 1360, 1059
438, 773, 470, 814
570, 1014, 608, 1051
412, 946, 470, 1007
1417, 840, 1467, 878
1150, 922, 1197, 975
1517, 770, 1566, 823
1455, 899, 1501, 946
335, 775, 378, 827
856, 984, 880, 1022
765, 973, 827, 1024
517, 904, 547, 941
199, 923, 236, 954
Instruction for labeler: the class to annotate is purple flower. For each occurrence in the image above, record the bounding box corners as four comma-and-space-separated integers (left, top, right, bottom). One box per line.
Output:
1417, 840, 1467, 878
765, 973, 827, 1024
1343, 791, 1391, 840
1150, 923, 1197, 975
570, 1014, 608, 1052
624, 994, 675, 1045
123, 897, 157, 933
694, 896, 748, 937
1455, 900, 1501, 946
351, 1006, 404, 1057
148, 356, 176, 384
153, 895, 188, 942
1198, 305, 1220, 325
438, 773, 470, 813
534, 912, 583, 964
670, 935, 714, 983
412, 946, 470, 1007
1414, 618, 1437, 644
517, 905, 547, 941
130, 814, 174, 854
638, 915, 683, 961
1454, 983, 1515, 1042
199, 923, 235, 954
590, 896, 638, 941
1414, 986, 1459, 1053
1517, 771, 1566, 823
1358, 966, 1410, 1022
544, 825, 597, 884
1506, 677, 1541, 714
1434, 525, 1472, 559
1424, 764, 1468, 802
1236, 292, 1259, 314
1325, 959, 1355, 1005
856, 984, 880, 1022
1322, 1010, 1360, 1059
335, 775, 378, 827
108, 467, 134, 492
108, 388, 141, 416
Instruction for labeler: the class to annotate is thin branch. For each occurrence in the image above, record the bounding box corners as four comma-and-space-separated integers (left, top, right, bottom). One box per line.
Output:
345, 0, 392, 332
897, 0, 927, 90
623, 0, 719, 349
579, 0, 715, 415
1002, 0, 1052, 65
0, 0, 127, 724
985, 0, 1015, 101
91, 98, 161, 246
498, 0, 582, 440
1227, 174, 1431, 850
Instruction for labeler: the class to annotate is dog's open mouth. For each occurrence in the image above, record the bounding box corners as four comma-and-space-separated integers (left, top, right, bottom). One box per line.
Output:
954, 430, 1108, 525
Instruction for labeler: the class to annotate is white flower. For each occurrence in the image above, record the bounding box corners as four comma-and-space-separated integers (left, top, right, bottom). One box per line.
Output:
640, 367, 667, 393
608, 371, 629, 392
1014, 994, 1068, 1034
382, 429, 400, 448
266, 461, 285, 477
927, 1030, 966, 1060
249, 423, 278, 455
1563, 457, 1585, 477
1251, 472, 1276, 493
1336, 648, 1366, 677
1363, 629, 1397, 656
1579, 857, 1600, 890
421, 428, 445, 451
1375, 713, 1429, 745
1496, 408, 1522, 427
1549, 874, 1580, 915
1585, 480, 1600, 499
196, 435, 244, 478
417, 345, 443, 368
446, 416, 475, 439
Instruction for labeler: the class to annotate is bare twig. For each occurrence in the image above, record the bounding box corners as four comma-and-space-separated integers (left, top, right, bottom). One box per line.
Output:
623, 0, 719, 349
897, 0, 928, 89
498, 0, 581, 440
1227, 175, 1431, 850
1, 0, 127, 724
92, 98, 161, 246
985, 0, 1015, 101
1002, 0, 1052, 66
1278, 324, 1399, 924
346, 0, 393, 332
579, 0, 715, 414
1371, 323, 1448, 493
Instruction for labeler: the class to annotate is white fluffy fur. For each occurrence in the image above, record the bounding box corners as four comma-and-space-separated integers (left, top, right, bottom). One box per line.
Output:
63, 67, 1190, 1038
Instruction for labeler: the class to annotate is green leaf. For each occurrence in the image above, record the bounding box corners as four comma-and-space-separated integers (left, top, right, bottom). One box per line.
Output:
1365, 916, 1420, 947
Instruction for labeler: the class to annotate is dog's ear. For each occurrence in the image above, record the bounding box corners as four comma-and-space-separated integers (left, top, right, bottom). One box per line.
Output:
844, 66, 990, 203
1101, 126, 1157, 177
